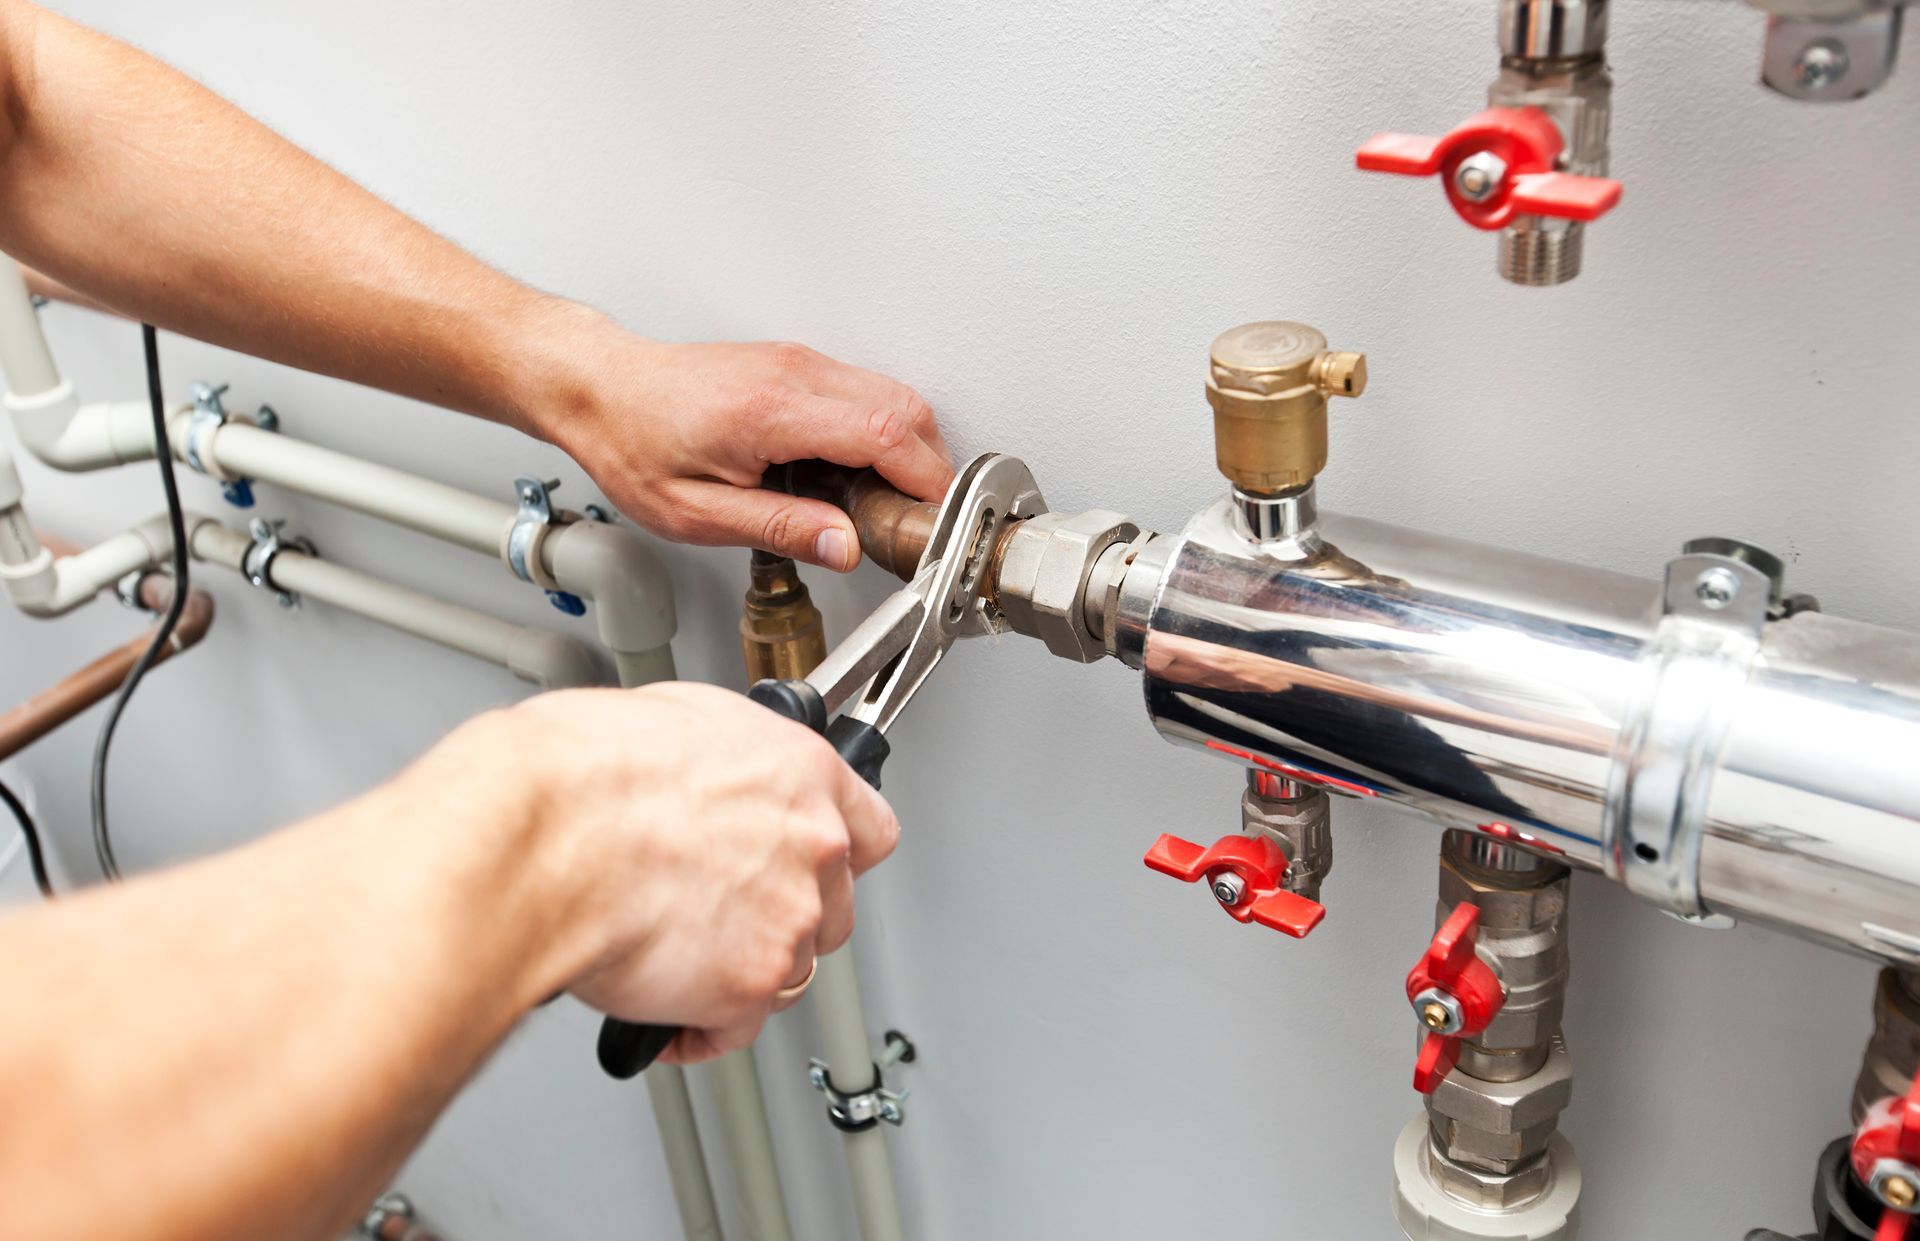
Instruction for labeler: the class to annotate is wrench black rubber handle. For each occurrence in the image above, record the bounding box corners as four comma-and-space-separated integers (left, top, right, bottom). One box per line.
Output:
595, 680, 890, 1081
596, 1017, 678, 1081
746, 679, 891, 790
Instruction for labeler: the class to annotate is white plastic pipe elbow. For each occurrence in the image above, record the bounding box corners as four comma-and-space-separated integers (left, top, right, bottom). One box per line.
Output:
538, 520, 678, 683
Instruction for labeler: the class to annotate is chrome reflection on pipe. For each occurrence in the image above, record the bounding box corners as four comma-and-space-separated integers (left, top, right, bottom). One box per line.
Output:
1128, 498, 1920, 963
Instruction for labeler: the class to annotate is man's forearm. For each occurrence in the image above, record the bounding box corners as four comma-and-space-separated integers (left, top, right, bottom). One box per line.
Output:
0, 0, 588, 436
0, 715, 583, 1241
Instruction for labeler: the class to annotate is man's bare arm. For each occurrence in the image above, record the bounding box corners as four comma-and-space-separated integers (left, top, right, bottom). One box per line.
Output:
0, 1, 952, 570
0, 684, 899, 1241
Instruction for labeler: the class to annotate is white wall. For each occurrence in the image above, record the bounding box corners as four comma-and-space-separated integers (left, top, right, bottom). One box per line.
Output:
3, 2, 1917, 1238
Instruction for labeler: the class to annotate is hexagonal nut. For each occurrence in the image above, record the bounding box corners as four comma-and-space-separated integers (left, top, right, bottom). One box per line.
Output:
1437, 862, 1569, 933
1426, 1035, 1573, 1140
1430, 1115, 1560, 1173
1424, 1140, 1554, 1206
996, 509, 1138, 663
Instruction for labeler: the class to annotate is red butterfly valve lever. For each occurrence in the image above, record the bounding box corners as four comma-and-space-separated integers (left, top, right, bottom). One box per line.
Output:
1142, 832, 1325, 939
1852, 1069, 1920, 1241
1403, 902, 1507, 1095
1356, 107, 1621, 233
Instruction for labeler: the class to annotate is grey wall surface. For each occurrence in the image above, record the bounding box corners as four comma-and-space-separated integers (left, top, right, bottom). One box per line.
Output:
2, 2, 1916, 1238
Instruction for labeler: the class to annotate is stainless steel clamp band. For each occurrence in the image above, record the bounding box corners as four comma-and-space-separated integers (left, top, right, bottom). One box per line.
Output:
1602, 551, 1770, 918
807, 1058, 906, 1132
184, 382, 229, 477
506, 475, 564, 590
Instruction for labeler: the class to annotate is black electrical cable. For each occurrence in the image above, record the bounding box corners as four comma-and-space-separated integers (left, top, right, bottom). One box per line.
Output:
89, 323, 190, 882
0, 777, 54, 898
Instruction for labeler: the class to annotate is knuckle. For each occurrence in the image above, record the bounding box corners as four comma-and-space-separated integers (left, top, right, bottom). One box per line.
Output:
768, 341, 813, 375
806, 819, 852, 870
651, 503, 697, 542
757, 506, 805, 555
790, 887, 825, 940
736, 383, 789, 423
817, 914, 854, 955
731, 941, 790, 1000
901, 388, 935, 427
864, 405, 909, 453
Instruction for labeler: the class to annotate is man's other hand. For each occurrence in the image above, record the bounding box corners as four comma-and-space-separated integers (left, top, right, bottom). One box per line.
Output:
529, 317, 953, 572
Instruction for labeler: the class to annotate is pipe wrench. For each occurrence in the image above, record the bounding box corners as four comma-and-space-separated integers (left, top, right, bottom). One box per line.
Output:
599, 453, 1047, 1078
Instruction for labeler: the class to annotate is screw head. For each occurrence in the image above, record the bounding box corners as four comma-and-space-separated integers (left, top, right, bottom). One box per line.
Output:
1210, 872, 1247, 907
1794, 39, 1850, 91
1696, 567, 1740, 609
1453, 152, 1509, 204
1409, 986, 1465, 1036
1871, 1159, 1920, 1213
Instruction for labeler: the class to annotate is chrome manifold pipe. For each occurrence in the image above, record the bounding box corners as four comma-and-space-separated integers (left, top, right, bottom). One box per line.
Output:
1112, 495, 1920, 964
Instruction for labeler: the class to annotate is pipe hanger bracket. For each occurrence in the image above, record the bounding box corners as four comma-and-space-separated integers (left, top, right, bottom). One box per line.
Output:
1603, 550, 1770, 921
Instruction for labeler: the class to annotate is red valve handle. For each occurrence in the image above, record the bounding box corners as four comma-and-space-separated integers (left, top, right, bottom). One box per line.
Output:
1852, 1070, 1920, 1240
1143, 833, 1326, 938
1403, 902, 1507, 1094
1356, 107, 1623, 232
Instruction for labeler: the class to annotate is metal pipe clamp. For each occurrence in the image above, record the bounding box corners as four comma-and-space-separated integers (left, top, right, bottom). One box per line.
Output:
1602, 551, 1771, 918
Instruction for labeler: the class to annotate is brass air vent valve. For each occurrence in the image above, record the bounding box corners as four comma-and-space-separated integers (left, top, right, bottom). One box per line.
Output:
1206, 321, 1367, 497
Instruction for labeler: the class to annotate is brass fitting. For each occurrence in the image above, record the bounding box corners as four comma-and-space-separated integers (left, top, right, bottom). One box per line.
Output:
1206, 321, 1367, 494
741, 552, 828, 682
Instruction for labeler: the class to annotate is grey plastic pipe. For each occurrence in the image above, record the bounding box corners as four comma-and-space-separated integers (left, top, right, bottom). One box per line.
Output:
1, 254, 720, 1239
185, 521, 601, 690
813, 951, 905, 1241
0, 256, 677, 681
707, 1052, 792, 1241
603, 642, 729, 1241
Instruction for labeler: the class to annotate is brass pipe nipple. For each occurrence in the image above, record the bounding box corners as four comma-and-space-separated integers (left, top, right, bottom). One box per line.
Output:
1206, 321, 1368, 495
741, 551, 828, 683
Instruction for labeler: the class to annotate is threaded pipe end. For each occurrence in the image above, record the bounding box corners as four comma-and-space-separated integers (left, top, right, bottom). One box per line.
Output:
1499, 222, 1585, 286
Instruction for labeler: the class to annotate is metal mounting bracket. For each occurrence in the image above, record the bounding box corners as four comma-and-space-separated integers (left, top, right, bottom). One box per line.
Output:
243, 518, 316, 610
1602, 550, 1770, 920
184, 382, 230, 476
808, 1059, 908, 1132
507, 476, 563, 586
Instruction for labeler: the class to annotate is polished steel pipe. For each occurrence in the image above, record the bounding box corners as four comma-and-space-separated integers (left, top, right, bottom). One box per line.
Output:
1126, 499, 1920, 963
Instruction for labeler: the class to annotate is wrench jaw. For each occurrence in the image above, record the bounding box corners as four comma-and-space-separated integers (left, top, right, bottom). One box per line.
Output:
921, 453, 1048, 641
843, 454, 1048, 733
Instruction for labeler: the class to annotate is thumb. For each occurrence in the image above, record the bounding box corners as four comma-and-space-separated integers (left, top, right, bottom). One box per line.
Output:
687, 484, 862, 572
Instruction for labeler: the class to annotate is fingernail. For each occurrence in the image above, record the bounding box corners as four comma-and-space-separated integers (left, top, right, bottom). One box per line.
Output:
814, 526, 852, 571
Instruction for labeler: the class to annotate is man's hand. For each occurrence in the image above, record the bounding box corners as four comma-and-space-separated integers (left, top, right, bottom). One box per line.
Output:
531, 319, 954, 573
433, 681, 900, 1062
0, 4, 954, 573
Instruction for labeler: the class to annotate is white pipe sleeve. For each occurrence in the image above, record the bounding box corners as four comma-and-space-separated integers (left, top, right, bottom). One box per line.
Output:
0, 443, 52, 602
198, 423, 508, 556
0, 257, 61, 396
188, 522, 599, 689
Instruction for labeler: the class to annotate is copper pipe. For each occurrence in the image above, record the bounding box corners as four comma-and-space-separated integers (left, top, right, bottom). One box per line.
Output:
776, 462, 937, 580
0, 574, 214, 761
